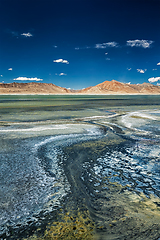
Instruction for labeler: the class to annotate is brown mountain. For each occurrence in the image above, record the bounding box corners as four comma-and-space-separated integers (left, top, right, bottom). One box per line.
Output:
0, 80, 160, 94
78, 80, 160, 94
0, 82, 71, 94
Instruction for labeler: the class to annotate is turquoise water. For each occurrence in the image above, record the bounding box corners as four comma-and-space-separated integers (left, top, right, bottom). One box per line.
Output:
0, 95, 160, 239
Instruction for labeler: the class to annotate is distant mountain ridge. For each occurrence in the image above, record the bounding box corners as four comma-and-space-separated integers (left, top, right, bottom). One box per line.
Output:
0, 82, 70, 94
0, 80, 160, 94
78, 80, 160, 94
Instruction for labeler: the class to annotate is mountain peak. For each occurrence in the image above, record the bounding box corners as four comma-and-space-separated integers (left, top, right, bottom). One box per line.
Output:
0, 80, 160, 94
79, 80, 160, 94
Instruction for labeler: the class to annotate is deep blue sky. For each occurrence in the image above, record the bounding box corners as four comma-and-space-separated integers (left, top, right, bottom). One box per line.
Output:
0, 0, 160, 89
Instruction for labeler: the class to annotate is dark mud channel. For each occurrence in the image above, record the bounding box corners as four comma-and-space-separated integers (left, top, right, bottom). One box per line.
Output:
59, 133, 160, 240
4, 129, 159, 240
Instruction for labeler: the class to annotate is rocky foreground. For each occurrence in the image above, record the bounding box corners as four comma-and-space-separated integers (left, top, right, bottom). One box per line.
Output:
0, 80, 160, 94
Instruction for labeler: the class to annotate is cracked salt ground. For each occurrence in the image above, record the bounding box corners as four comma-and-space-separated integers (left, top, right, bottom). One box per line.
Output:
0, 124, 105, 238
58, 134, 160, 240
0, 138, 68, 237
93, 143, 160, 197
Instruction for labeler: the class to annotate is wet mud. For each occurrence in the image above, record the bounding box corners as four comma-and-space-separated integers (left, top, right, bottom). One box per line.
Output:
21, 134, 160, 240
0, 95, 160, 240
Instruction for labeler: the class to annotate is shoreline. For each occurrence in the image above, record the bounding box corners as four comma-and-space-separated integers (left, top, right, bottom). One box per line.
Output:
0, 93, 160, 95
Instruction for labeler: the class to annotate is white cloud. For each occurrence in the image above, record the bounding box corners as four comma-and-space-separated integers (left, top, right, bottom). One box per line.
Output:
62, 60, 69, 64
95, 41, 118, 49
54, 59, 64, 63
106, 58, 110, 61
105, 52, 108, 55
157, 83, 160, 86
153, 69, 157, 71
59, 73, 67, 76
13, 77, 43, 81
95, 43, 106, 49
148, 77, 160, 83
126, 39, 153, 48
75, 42, 118, 50
127, 68, 132, 71
106, 42, 118, 47
53, 59, 69, 64
1, 75, 3, 77
137, 69, 147, 73
8, 68, 13, 71
21, 32, 33, 37
157, 62, 160, 65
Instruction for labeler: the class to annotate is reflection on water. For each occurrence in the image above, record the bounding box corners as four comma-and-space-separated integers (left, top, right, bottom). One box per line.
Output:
0, 95, 160, 239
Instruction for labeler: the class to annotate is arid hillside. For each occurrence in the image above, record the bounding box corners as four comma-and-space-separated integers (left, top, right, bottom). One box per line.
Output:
78, 80, 160, 94
0, 80, 160, 94
0, 82, 71, 94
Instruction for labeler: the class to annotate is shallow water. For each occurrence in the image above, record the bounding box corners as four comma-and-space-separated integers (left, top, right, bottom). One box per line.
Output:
0, 95, 160, 239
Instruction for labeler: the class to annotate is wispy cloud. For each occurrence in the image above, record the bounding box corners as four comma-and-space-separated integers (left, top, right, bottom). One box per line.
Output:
127, 39, 153, 48
11, 31, 19, 37
56, 73, 67, 76
13, 77, 43, 81
53, 59, 69, 64
95, 43, 106, 49
148, 77, 160, 83
153, 69, 157, 71
8, 68, 13, 71
1, 75, 3, 77
106, 58, 110, 61
6, 29, 19, 37
75, 42, 118, 50
157, 62, 160, 66
137, 69, 147, 73
95, 42, 118, 49
127, 68, 132, 71
21, 32, 33, 37
75, 46, 91, 50
105, 52, 108, 55
7, 30, 33, 38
